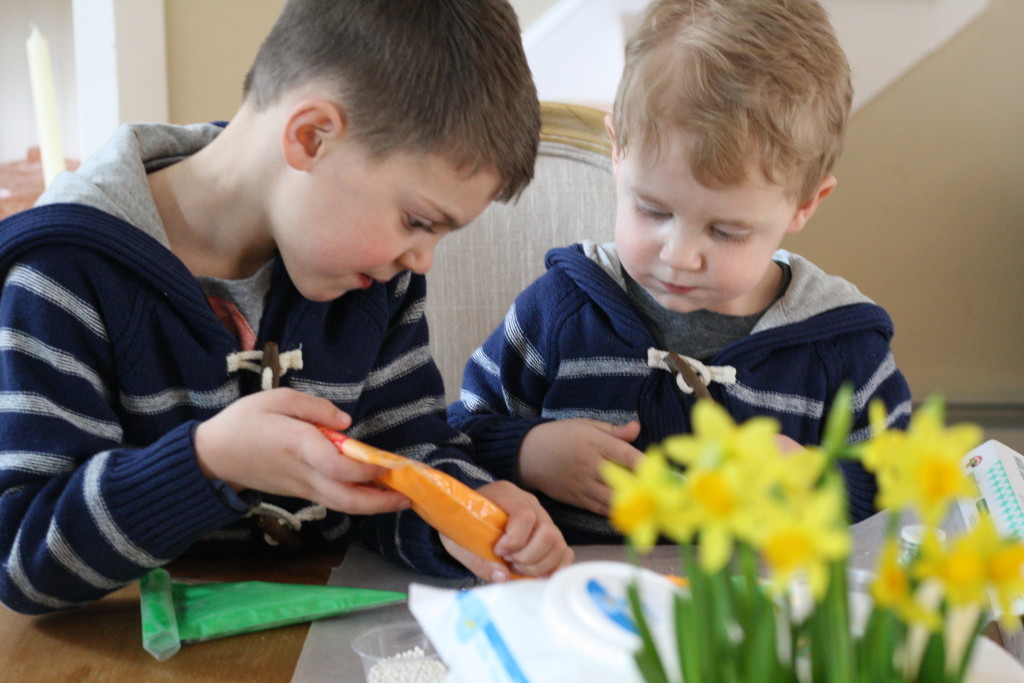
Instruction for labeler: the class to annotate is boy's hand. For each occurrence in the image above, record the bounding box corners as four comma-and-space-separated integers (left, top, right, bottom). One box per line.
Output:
194, 388, 410, 515
518, 419, 643, 516
440, 481, 574, 582
775, 434, 805, 455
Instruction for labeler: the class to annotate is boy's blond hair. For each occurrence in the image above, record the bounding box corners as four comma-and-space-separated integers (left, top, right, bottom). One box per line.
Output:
613, 0, 852, 203
243, 0, 538, 202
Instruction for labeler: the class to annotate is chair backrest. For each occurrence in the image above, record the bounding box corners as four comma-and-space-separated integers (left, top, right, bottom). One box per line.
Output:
425, 102, 616, 403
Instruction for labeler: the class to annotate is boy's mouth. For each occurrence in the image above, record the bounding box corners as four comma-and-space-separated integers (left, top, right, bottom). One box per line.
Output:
358, 274, 373, 289
661, 281, 696, 295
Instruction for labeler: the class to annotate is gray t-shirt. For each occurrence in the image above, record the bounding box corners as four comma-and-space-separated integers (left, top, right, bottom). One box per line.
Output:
623, 263, 792, 361
38, 122, 272, 336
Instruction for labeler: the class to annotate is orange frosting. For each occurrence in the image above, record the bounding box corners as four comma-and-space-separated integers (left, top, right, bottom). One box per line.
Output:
318, 427, 510, 567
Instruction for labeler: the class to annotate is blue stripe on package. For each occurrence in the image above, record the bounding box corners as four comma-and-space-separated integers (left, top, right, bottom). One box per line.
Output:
456, 591, 530, 683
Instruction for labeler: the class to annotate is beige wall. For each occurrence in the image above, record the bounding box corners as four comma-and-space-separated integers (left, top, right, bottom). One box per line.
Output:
164, 0, 284, 124
511, 0, 555, 27
162, 0, 538, 123
164, 0, 1024, 408
785, 0, 1024, 406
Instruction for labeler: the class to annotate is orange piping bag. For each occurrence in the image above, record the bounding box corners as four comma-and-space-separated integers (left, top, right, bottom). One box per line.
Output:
318, 427, 512, 569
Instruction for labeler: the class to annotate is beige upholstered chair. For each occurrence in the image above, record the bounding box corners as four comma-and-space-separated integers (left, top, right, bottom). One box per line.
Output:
425, 102, 616, 403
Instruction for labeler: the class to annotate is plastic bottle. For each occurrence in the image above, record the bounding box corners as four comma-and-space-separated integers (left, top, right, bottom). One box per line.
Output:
898, 524, 946, 565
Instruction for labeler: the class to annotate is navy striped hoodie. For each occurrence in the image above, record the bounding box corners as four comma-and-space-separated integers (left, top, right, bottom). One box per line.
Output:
0, 125, 486, 614
449, 242, 912, 542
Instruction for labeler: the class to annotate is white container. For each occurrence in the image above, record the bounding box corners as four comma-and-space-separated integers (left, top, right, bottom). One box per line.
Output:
351, 620, 447, 683
541, 561, 681, 678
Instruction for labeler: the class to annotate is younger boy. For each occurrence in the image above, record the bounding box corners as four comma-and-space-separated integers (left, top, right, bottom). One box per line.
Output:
0, 0, 572, 615
449, 0, 912, 543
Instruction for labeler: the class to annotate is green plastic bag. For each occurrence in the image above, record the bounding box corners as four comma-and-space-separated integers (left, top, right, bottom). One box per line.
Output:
139, 568, 406, 661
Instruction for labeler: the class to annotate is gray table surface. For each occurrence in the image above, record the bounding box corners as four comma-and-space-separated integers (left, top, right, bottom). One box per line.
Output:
289, 509, 913, 682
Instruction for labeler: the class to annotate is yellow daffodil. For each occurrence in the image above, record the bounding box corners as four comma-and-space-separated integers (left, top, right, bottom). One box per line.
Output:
915, 515, 1024, 630
604, 391, 1001, 683
861, 398, 908, 464
870, 539, 941, 629
758, 483, 850, 599
675, 465, 756, 570
661, 400, 782, 472
603, 451, 684, 553
871, 540, 910, 606
776, 445, 828, 505
987, 543, 1024, 631
651, 401, 784, 570
861, 399, 982, 526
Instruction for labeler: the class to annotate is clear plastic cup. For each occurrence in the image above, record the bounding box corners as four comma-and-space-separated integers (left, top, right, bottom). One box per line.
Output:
351, 620, 447, 682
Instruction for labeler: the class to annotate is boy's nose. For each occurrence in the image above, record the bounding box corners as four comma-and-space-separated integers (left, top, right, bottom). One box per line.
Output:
660, 234, 704, 272
397, 245, 435, 275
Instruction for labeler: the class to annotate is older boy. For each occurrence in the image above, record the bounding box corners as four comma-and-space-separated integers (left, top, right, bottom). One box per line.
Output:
0, 0, 572, 615
449, 0, 912, 542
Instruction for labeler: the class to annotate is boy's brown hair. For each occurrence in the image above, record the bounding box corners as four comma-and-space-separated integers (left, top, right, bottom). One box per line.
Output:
613, 0, 852, 203
244, 0, 538, 202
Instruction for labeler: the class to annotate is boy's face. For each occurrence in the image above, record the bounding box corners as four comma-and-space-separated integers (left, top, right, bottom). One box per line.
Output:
611, 128, 832, 316
273, 134, 501, 302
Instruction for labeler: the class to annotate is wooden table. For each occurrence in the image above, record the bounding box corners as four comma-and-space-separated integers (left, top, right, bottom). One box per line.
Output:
0, 549, 345, 682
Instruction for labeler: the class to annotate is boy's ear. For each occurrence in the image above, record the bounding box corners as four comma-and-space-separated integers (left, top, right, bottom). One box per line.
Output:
281, 99, 347, 171
787, 175, 837, 235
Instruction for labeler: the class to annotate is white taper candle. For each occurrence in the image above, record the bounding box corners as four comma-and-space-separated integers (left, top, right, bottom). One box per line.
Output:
26, 25, 66, 188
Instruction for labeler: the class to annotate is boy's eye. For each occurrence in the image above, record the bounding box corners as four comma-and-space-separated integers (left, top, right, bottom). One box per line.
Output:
407, 216, 437, 234
709, 225, 748, 243
636, 203, 672, 221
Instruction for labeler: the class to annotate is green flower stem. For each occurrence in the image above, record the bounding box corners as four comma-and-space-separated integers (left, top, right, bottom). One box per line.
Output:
628, 580, 670, 683
820, 383, 854, 462
683, 545, 722, 682
915, 627, 947, 683
735, 545, 768, 678
742, 595, 780, 681
858, 606, 901, 683
886, 509, 902, 540
674, 589, 704, 683
809, 560, 855, 683
737, 545, 760, 618
708, 565, 741, 681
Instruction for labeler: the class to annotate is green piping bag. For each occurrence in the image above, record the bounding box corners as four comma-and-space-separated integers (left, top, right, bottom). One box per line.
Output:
140, 568, 406, 661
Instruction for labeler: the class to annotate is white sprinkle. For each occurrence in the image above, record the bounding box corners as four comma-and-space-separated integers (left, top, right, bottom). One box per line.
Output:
367, 647, 448, 683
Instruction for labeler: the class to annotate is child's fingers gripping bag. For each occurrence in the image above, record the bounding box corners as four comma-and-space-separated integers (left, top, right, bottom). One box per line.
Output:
318, 428, 511, 567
